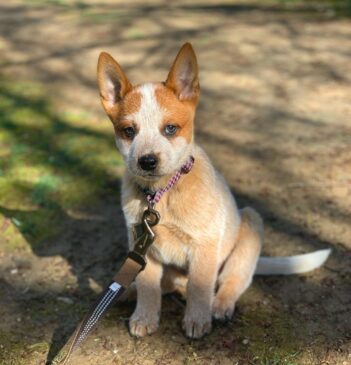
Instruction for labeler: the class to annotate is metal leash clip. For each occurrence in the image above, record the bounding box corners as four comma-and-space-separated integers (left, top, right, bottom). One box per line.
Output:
132, 204, 160, 259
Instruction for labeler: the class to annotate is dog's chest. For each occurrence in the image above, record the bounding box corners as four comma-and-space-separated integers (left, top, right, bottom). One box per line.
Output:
149, 223, 192, 269
123, 203, 192, 268
127, 204, 192, 269
122, 181, 198, 269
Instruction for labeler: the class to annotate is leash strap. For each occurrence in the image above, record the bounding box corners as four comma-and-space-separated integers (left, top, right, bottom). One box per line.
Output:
61, 207, 160, 364
62, 254, 144, 364
60, 157, 195, 364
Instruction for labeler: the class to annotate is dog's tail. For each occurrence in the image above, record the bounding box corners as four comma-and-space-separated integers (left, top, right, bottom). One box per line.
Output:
255, 249, 331, 275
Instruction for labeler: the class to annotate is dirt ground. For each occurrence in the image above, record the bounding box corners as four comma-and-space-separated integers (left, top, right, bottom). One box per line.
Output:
0, 1, 350, 364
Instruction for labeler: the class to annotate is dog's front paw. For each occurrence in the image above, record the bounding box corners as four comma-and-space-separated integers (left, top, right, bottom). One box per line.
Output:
212, 295, 235, 321
182, 310, 212, 339
129, 310, 159, 338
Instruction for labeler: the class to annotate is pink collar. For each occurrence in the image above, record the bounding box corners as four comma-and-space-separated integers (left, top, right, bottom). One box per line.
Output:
139, 156, 194, 206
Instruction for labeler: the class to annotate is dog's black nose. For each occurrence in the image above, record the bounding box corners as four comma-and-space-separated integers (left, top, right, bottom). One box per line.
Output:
138, 154, 158, 171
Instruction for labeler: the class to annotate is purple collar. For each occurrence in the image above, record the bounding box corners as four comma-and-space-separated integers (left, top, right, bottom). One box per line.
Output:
138, 156, 194, 206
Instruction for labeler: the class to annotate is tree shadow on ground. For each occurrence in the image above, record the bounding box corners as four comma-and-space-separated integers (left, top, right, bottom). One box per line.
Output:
0, 1, 350, 363
0, 81, 129, 362
0, 79, 350, 364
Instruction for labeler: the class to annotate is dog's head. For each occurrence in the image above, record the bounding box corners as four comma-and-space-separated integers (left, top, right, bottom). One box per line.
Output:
97, 43, 199, 181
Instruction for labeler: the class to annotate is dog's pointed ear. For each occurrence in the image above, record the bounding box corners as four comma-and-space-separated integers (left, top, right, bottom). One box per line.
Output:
165, 43, 200, 102
97, 52, 132, 118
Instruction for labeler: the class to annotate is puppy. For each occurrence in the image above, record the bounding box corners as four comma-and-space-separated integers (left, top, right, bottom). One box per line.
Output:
97, 43, 331, 339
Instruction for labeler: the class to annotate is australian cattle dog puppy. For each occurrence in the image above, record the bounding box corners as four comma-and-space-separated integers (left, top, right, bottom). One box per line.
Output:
97, 43, 331, 339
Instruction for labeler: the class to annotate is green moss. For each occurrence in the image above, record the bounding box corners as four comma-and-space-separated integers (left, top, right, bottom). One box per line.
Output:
0, 215, 31, 252
79, 8, 125, 23
237, 308, 301, 364
0, 79, 122, 251
0, 331, 28, 365
0, 293, 87, 365
24, 0, 76, 8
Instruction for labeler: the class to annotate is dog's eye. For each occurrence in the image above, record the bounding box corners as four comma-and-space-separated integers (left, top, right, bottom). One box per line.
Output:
164, 124, 178, 136
123, 127, 135, 139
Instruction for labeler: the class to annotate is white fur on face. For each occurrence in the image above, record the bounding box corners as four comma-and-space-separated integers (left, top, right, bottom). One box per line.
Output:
115, 83, 192, 179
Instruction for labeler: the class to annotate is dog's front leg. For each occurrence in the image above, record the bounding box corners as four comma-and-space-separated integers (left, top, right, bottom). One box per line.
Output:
183, 245, 218, 339
129, 256, 163, 337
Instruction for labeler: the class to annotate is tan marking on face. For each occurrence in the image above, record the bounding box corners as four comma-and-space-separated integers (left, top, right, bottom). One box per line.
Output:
155, 85, 196, 143
112, 89, 142, 140
120, 89, 142, 119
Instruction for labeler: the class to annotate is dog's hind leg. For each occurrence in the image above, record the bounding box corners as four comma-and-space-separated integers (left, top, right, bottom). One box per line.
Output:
212, 207, 263, 320
119, 267, 188, 303
161, 266, 188, 298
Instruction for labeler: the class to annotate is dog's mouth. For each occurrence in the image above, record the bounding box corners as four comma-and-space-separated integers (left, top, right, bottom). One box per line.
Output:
128, 159, 180, 181
143, 172, 163, 178
130, 168, 165, 180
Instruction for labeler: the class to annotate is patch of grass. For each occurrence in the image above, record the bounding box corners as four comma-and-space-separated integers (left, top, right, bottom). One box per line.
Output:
237, 307, 302, 364
24, 0, 88, 9
0, 330, 28, 365
126, 28, 145, 40
257, 352, 300, 365
0, 79, 123, 250
0, 293, 89, 365
79, 8, 125, 23
31, 175, 61, 208
266, 0, 351, 16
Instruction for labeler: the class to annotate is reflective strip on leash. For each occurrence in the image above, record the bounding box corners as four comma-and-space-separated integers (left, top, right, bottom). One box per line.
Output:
62, 282, 125, 364
72, 282, 122, 352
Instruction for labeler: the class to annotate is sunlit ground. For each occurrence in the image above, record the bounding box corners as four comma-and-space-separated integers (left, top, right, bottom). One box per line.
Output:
0, 1, 350, 364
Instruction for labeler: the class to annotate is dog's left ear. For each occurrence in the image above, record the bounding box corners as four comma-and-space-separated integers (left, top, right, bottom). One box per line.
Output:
165, 43, 200, 102
97, 52, 132, 120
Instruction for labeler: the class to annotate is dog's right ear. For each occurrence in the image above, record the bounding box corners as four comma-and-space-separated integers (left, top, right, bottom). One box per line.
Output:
97, 52, 132, 119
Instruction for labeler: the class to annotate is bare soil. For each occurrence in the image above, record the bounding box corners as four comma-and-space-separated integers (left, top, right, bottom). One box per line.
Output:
0, 1, 350, 364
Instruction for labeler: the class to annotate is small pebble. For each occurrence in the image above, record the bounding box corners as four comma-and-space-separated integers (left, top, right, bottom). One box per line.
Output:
10, 268, 18, 275
57, 296, 74, 305
113, 349, 118, 354
242, 339, 249, 345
